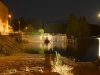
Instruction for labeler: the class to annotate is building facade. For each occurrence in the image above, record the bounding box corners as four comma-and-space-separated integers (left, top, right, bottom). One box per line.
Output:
0, 1, 8, 34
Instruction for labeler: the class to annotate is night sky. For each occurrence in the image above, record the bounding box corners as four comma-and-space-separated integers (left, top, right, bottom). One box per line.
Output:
1, 0, 100, 25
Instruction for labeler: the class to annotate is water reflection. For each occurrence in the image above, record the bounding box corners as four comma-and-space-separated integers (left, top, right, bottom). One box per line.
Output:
22, 38, 99, 62
22, 41, 66, 53
76, 38, 99, 62
77, 39, 90, 55
98, 38, 100, 58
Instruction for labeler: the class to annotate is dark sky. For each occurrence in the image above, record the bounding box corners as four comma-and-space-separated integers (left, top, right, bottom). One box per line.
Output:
1, 0, 100, 25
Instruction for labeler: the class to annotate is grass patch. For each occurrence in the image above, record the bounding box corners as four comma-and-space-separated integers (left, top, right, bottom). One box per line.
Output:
24, 32, 41, 35
24, 48, 44, 54
51, 51, 74, 75
21, 40, 28, 43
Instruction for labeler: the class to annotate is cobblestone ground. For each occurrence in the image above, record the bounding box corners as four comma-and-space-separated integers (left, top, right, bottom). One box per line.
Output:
0, 54, 60, 75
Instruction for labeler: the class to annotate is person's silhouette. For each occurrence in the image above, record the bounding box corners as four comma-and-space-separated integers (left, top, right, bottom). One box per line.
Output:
44, 37, 50, 45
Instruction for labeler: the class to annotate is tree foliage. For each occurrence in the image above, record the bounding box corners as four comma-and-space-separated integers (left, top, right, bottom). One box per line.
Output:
78, 16, 90, 36
66, 14, 80, 36
27, 24, 36, 32
38, 28, 44, 34
13, 18, 43, 31
66, 14, 90, 36
44, 23, 66, 34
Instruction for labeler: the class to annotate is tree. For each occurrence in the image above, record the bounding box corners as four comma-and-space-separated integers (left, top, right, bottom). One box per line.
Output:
13, 19, 19, 31
38, 29, 44, 34
31, 18, 39, 30
38, 20, 42, 29
27, 24, 36, 32
66, 14, 80, 36
19, 18, 26, 29
25, 19, 31, 26
66, 14, 90, 37
78, 16, 90, 36
44, 23, 66, 34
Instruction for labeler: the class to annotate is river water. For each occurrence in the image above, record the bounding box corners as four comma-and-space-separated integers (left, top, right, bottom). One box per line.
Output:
22, 36, 100, 62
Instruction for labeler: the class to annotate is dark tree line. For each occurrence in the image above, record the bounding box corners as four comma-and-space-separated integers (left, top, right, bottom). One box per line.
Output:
13, 18, 42, 31
12, 14, 100, 36
66, 14, 90, 37
44, 14, 91, 36
89, 24, 100, 36
44, 23, 66, 34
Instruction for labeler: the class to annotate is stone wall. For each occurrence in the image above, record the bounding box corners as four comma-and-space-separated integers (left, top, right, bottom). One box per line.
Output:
22, 34, 67, 43
0, 35, 21, 55
22, 35, 45, 43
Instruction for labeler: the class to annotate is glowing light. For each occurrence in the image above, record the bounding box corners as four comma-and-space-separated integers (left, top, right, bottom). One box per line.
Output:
97, 38, 100, 58
26, 27, 27, 29
9, 15, 11, 18
9, 15, 11, 26
98, 14, 100, 17
40, 36, 42, 40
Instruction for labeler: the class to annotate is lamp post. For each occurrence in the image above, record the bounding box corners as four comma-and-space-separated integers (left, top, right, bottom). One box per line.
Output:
9, 15, 11, 26
18, 21, 20, 31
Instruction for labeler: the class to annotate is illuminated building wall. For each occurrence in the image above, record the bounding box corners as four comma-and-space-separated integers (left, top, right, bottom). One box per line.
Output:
0, 1, 8, 33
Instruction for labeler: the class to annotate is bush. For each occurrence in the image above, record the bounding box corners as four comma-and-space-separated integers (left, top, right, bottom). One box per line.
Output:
51, 51, 74, 75
38, 29, 44, 34
24, 48, 44, 54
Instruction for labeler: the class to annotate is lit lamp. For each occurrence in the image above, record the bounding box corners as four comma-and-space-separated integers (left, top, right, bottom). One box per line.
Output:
9, 15, 11, 26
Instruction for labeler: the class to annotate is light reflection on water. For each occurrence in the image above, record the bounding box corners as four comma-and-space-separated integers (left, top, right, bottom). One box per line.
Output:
98, 38, 100, 59
22, 38, 99, 62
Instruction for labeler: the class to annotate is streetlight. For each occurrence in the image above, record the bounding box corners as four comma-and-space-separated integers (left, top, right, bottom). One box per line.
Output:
9, 15, 11, 26
18, 21, 20, 31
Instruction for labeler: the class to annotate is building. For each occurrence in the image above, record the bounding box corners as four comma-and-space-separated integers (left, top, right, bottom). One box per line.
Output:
0, 1, 8, 34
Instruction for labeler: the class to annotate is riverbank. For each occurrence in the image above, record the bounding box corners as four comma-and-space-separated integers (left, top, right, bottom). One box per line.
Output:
0, 35, 100, 75
0, 53, 100, 75
61, 56, 100, 75
0, 35, 21, 55
0, 53, 60, 75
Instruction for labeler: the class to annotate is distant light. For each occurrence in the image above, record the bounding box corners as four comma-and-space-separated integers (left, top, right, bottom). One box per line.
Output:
26, 27, 27, 29
9, 15, 11, 18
